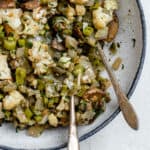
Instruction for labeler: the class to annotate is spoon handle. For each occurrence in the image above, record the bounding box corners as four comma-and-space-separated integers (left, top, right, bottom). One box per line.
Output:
97, 44, 139, 130
68, 96, 80, 150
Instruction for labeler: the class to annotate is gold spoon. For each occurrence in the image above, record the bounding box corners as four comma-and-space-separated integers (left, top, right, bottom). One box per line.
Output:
68, 95, 80, 150
67, 44, 138, 149
97, 43, 139, 130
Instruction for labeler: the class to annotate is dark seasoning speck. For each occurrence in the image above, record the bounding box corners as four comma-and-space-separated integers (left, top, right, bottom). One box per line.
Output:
132, 38, 136, 47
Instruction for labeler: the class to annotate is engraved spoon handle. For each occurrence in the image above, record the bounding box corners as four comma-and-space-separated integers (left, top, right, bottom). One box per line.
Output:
97, 44, 139, 130
68, 96, 80, 150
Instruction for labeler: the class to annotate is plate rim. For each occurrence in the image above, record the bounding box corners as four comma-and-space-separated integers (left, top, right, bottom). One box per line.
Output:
0, 0, 146, 149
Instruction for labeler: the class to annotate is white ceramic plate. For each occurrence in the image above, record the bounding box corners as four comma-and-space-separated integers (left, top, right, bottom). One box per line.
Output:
0, 0, 146, 149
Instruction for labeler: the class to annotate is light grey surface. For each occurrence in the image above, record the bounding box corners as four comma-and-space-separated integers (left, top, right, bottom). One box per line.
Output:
0, 0, 146, 149
67, 1, 149, 150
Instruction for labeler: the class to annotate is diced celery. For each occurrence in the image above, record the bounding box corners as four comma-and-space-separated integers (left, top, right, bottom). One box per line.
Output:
0, 32, 4, 38
38, 80, 45, 91
18, 39, 26, 47
25, 108, 33, 119
4, 38, 16, 51
15, 67, 27, 85
83, 26, 94, 36
73, 64, 85, 76
0, 94, 3, 100
35, 115, 42, 122
43, 97, 48, 105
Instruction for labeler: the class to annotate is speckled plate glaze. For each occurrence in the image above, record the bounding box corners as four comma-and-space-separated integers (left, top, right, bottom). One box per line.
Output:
0, 0, 146, 149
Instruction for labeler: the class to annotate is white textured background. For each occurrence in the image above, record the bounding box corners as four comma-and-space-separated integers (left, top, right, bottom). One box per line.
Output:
64, 1, 150, 150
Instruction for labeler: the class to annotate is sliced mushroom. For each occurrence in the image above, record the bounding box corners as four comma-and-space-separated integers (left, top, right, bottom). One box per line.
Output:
73, 25, 84, 39
0, 0, 16, 8
21, 0, 40, 10
83, 87, 105, 102
106, 14, 119, 42
51, 39, 65, 51
52, 66, 67, 75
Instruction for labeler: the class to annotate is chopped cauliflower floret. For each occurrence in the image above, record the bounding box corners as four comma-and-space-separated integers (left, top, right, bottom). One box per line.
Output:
64, 78, 74, 89
48, 113, 58, 127
58, 56, 71, 69
16, 106, 28, 123
75, 5, 86, 16
64, 72, 74, 90
93, 7, 113, 29
28, 42, 49, 61
0, 55, 12, 80
3, 91, 25, 110
45, 84, 59, 98
82, 68, 96, 84
33, 7, 47, 23
87, 36, 96, 47
0, 9, 22, 31
57, 99, 65, 111
48, 0, 58, 7
65, 36, 78, 49
104, 0, 118, 11
65, 5, 76, 21
70, 0, 89, 4
28, 41, 55, 75
46, 0, 58, 15
34, 59, 52, 75
79, 56, 96, 84
95, 27, 109, 40
22, 12, 44, 35
81, 111, 96, 124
